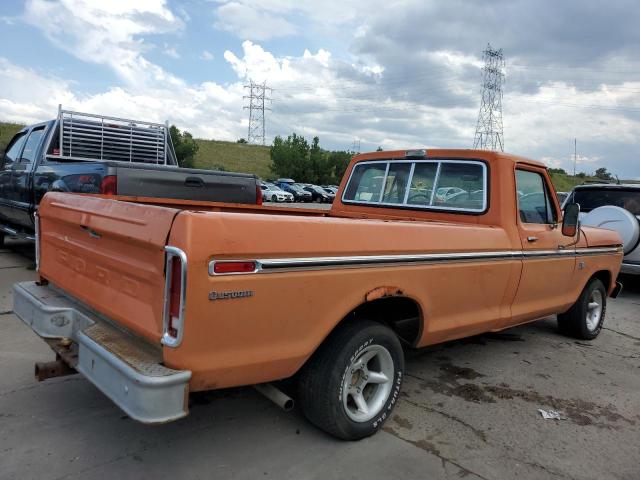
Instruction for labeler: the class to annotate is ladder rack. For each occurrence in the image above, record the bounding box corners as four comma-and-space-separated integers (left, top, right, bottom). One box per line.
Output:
55, 105, 176, 165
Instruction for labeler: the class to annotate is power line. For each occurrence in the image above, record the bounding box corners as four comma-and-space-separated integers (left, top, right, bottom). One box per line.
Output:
473, 44, 505, 151
243, 80, 272, 145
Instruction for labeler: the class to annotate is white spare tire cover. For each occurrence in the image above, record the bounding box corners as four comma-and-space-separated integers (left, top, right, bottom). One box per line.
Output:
582, 206, 640, 255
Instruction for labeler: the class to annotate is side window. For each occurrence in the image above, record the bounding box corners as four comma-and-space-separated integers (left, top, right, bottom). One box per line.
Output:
516, 169, 556, 224
19, 128, 45, 166
344, 163, 387, 202
2, 132, 27, 168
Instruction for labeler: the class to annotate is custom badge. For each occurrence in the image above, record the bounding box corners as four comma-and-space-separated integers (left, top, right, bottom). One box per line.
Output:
209, 290, 254, 301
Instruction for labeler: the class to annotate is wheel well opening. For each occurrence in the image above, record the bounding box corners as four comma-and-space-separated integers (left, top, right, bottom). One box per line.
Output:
345, 297, 422, 346
591, 270, 612, 291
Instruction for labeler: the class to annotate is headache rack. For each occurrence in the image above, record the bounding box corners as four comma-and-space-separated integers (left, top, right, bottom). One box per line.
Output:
50, 105, 177, 165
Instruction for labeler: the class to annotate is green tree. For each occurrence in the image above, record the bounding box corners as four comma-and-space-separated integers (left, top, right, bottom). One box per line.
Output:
270, 133, 311, 181
376, 146, 383, 152
237, 138, 247, 143
327, 151, 352, 183
170, 125, 199, 168
595, 167, 613, 181
270, 133, 355, 184
548, 167, 567, 175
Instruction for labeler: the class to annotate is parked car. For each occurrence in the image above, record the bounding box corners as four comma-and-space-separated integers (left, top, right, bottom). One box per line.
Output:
556, 191, 569, 204
322, 186, 338, 195
276, 179, 312, 202
0, 107, 260, 242
261, 183, 294, 202
303, 184, 333, 203
14, 149, 623, 442
322, 187, 336, 202
564, 183, 640, 275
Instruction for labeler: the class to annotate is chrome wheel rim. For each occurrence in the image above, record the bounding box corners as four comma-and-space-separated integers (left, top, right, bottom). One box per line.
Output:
342, 345, 394, 422
586, 290, 603, 331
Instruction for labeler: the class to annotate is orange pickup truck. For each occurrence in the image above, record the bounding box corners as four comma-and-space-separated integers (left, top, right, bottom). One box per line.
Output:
14, 148, 623, 440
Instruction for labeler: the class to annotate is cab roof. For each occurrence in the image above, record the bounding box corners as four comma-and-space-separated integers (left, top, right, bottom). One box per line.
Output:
352, 149, 546, 169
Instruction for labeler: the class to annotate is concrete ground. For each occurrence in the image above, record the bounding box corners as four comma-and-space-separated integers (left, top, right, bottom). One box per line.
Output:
0, 238, 638, 480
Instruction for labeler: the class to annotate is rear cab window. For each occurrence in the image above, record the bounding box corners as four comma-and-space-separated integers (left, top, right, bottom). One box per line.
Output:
343, 159, 488, 213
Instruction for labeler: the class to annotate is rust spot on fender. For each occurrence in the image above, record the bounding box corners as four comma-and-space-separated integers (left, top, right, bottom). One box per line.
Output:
365, 286, 404, 302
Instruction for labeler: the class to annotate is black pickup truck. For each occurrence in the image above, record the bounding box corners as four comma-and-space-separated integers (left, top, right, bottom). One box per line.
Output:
0, 107, 261, 242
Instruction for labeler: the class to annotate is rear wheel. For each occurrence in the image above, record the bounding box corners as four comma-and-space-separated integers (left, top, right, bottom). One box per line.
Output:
557, 278, 607, 340
298, 320, 404, 440
0, 233, 4, 248
271, 195, 277, 202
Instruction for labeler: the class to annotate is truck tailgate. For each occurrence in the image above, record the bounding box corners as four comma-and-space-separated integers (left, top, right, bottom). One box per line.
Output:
113, 163, 257, 204
38, 192, 179, 341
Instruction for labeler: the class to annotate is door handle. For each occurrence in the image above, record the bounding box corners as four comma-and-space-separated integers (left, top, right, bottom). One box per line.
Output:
527, 236, 538, 242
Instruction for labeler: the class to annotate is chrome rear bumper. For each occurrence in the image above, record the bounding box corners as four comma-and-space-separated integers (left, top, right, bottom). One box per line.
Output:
13, 281, 191, 424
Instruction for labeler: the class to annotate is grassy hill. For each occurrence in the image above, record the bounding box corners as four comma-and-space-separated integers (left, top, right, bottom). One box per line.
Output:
194, 138, 272, 179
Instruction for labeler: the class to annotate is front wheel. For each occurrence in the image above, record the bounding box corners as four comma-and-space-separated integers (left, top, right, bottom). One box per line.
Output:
297, 320, 404, 440
557, 278, 607, 340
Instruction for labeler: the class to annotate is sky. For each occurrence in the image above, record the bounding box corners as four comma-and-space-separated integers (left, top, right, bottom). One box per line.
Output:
0, 0, 639, 179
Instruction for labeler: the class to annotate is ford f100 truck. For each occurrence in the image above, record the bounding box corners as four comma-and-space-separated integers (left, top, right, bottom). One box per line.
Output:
13, 148, 623, 440
0, 107, 260, 242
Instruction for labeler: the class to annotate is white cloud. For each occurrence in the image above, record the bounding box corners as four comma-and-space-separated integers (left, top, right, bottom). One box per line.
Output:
215, 2, 297, 41
5, 0, 640, 179
24, 0, 184, 88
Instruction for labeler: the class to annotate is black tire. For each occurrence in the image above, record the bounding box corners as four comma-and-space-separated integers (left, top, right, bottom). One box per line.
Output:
271, 195, 277, 202
297, 320, 404, 440
557, 278, 607, 340
0, 233, 4, 248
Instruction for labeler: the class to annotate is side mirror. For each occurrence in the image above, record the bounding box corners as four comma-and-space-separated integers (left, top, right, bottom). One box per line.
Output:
562, 203, 580, 237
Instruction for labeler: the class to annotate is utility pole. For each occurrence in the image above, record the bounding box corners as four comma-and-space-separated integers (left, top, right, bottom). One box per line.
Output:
573, 138, 577, 177
243, 80, 272, 145
351, 138, 360, 153
473, 44, 505, 151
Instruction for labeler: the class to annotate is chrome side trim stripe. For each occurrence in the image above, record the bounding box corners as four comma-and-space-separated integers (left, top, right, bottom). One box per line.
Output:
209, 246, 621, 276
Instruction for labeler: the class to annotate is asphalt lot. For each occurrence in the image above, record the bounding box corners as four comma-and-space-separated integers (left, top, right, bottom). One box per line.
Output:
0, 238, 639, 480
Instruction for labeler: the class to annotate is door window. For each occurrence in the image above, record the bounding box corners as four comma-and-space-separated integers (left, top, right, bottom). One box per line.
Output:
516, 169, 556, 224
19, 127, 45, 166
2, 132, 27, 169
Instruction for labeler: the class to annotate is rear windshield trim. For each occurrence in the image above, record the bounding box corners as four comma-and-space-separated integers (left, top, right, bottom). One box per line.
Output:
341, 158, 489, 214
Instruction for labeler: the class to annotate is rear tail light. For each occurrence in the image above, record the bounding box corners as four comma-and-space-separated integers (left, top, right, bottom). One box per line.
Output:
256, 182, 263, 205
100, 175, 117, 195
163, 247, 187, 347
